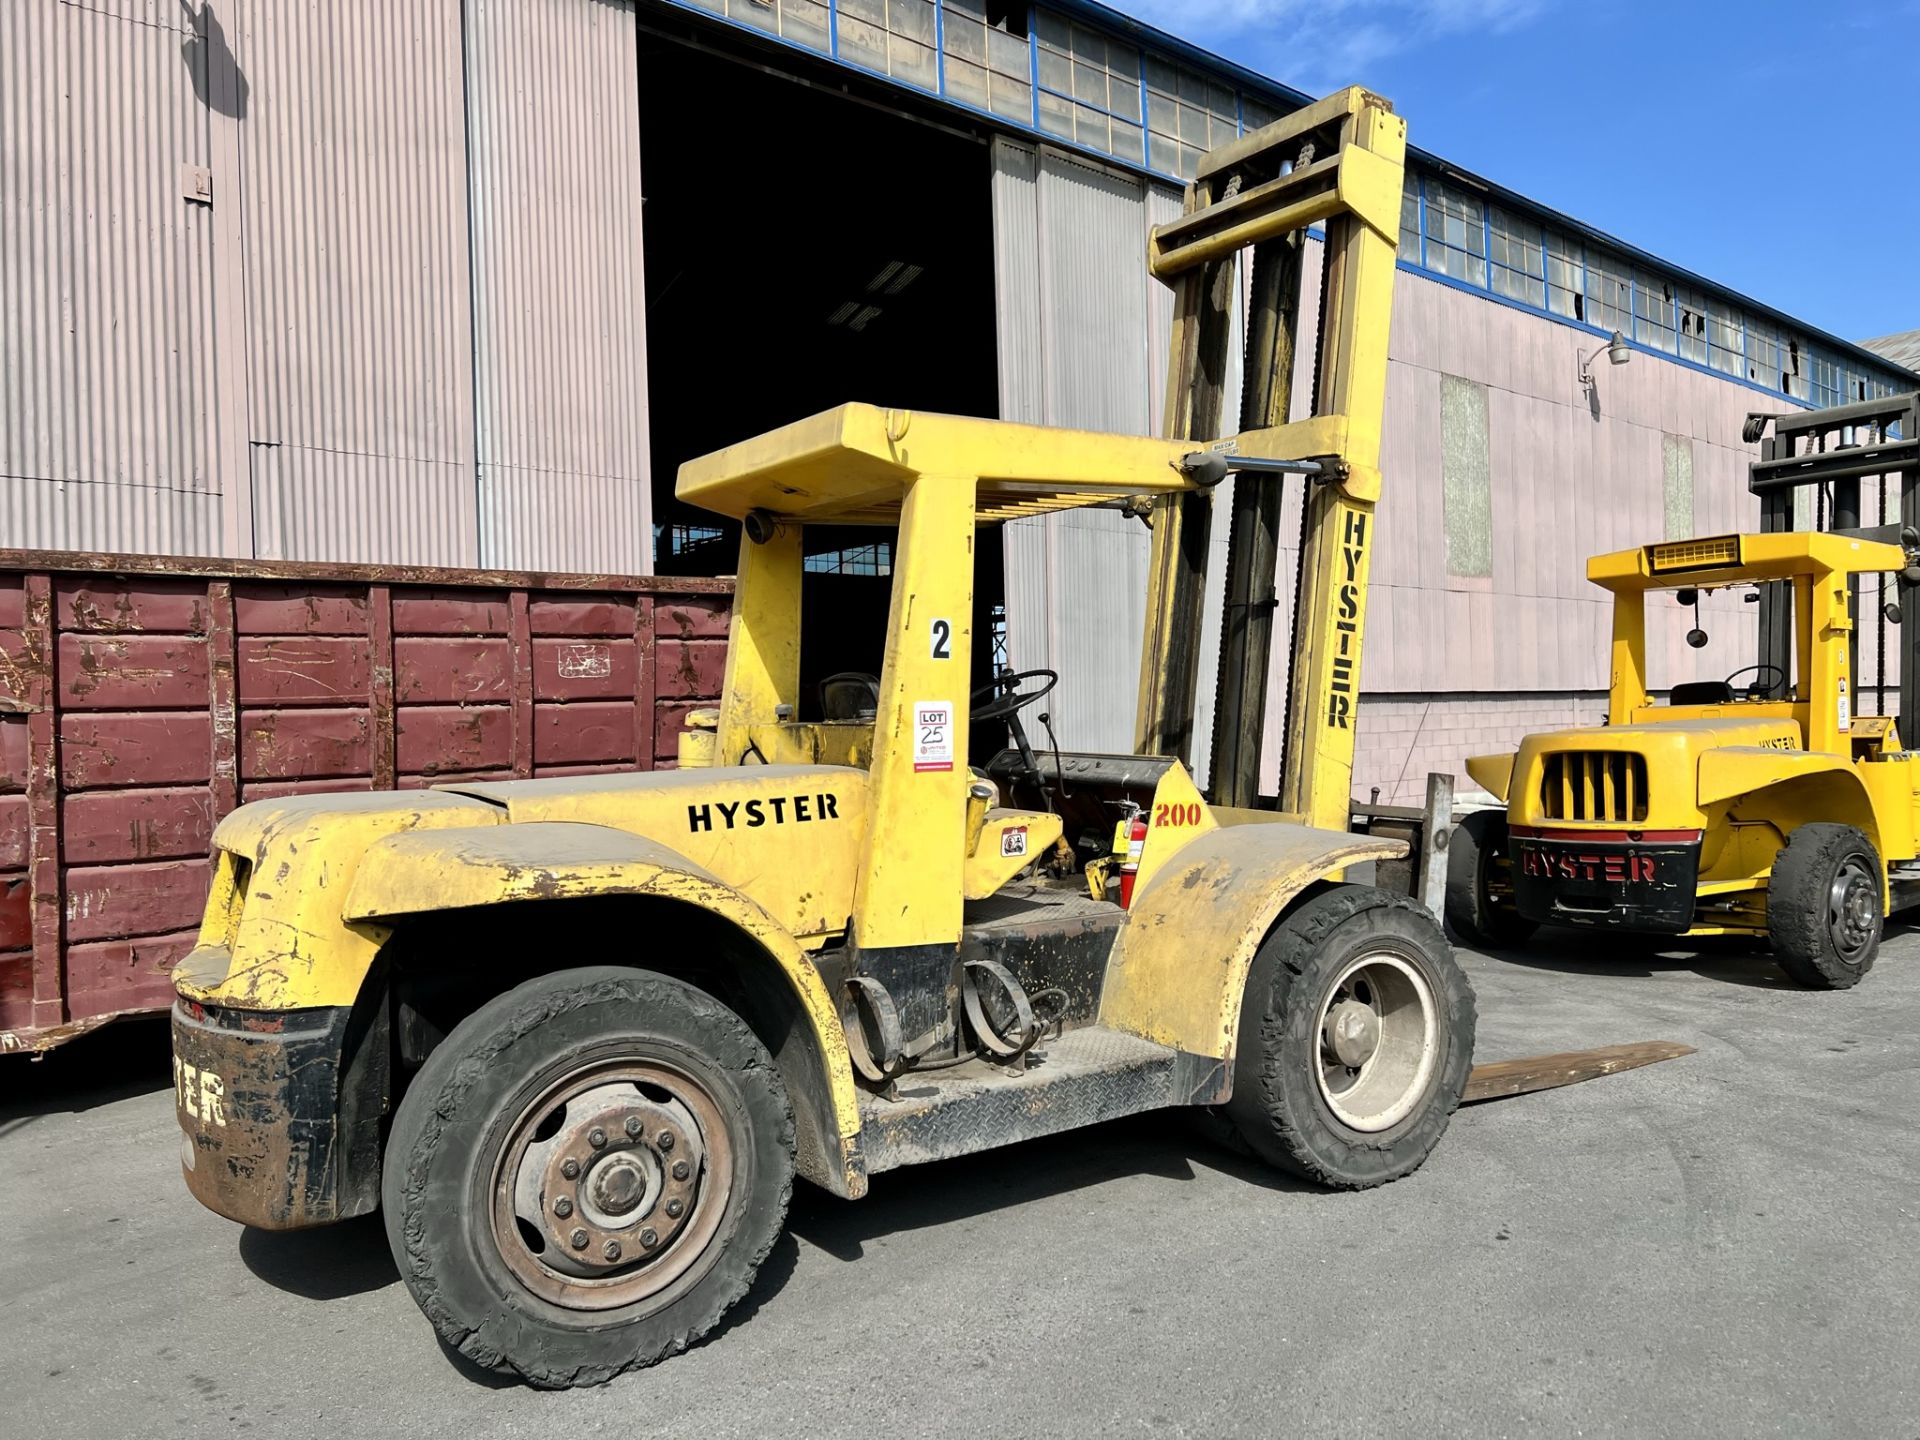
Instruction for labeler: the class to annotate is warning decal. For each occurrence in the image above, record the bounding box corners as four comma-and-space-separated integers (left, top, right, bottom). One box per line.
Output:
914, 701, 955, 772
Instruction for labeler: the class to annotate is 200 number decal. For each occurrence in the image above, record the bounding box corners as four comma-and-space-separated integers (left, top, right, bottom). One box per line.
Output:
1154, 802, 1203, 827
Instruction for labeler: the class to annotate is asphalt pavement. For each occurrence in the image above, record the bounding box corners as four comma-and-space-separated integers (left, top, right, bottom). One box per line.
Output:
5, 930, 1918, 1439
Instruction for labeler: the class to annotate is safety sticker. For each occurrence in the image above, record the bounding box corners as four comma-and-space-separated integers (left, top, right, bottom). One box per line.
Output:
1000, 825, 1028, 858
914, 701, 954, 772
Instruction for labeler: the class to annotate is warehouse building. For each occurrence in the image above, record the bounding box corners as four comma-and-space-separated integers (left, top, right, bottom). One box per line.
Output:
3, 0, 1915, 799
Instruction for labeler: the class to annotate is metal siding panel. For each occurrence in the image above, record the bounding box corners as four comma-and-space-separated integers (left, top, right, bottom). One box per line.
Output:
233, 0, 476, 560
998, 150, 1156, 753
476, 468, 649, 573
990, 137, 1042, 427
1, 3, 224, 556
251, 446, 476, 567
467, 0, 652, 572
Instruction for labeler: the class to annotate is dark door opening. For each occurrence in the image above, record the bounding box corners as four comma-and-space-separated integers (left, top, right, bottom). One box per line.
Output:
638, 24, 1002, 707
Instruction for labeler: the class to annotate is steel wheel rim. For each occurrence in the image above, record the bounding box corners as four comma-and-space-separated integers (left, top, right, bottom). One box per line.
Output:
1827, 857, 1879, 966
1315, 951, 1439, 1133
489, 1057, 734, 1313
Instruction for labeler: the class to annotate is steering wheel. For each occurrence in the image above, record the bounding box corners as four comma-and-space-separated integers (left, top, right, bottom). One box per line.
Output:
970, 668, 1060, 723
1723, 663, 1787, 699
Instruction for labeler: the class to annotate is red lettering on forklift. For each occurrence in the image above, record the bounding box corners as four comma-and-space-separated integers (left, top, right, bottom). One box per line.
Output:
1633, 855, 1656, 882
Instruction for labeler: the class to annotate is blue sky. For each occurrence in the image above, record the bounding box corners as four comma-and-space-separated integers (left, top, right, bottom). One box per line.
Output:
1110, 0, 1918, 346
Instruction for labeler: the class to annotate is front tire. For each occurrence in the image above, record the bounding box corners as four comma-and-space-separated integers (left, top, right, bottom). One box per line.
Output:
382, 967, 794, 1387
1444, 809, 1538, 949
1768, 824, 1883, 990
1224, 885, 1476, 1189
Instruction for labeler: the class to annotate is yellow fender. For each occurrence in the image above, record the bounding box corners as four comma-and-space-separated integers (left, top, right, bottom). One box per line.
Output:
344, 820, 866, 1195
1464, 752, 1515, 803
1697, 747, 1861, 809
1099, 821, 1407, 1063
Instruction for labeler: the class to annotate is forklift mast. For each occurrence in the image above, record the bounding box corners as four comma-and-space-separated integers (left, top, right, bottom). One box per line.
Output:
1750, 391, 1920, 746
1133, 87, 1405, 830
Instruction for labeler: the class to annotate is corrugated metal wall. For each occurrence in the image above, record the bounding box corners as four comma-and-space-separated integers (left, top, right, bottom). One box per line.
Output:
468, 0, 652, 573
0, 0, 652, 572
237, 0, 477, 565
1, 0, 223, 554
992, 139, 1238, 777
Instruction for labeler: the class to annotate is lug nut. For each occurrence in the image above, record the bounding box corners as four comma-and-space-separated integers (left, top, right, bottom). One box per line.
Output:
561, 1157, 580, 1179
602, 1240, 622, 1262
588, 1127, 608, 1149
553, 1197, 574, 1219
640, 1227, 659, 1249
656, 1131, 675, 1153
624, 1115, 644, 1138
671, 1159, 690, 1182
570, 1229, 589, 1250
665, 1198, 684, 1219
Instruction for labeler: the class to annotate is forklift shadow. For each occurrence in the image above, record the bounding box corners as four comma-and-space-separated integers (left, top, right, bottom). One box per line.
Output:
238, 1212, 399, 1301
1474, 929, 1800, 990
784, 1109, 1314, 1266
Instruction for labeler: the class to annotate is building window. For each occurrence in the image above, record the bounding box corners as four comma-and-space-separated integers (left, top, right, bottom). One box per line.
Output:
1440, 375, 1492, 579
1706, 299, 1744, 377
1035, 10, 1145, 165
1747, 324, 1785, 393
1585, 251, 1633, 334
681, 0, 833, 53
1487, 206, 1545, 308
837, 0, 938, 90
805, 541, 893, 575
1783, 336, 1808, 401
1676, 285, 1709, 366
1545, 232, 1583, 320
1632, 269, 1676, 354
1807, 350, 1841, 409
942, 1, 1032, 121
1399, 181, 1421, 265
1424, 179, 1486, 287
1241, 94, 1283, 134
1143, 54, 1236, 179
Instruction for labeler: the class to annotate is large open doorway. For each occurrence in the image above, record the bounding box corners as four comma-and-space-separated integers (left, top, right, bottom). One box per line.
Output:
638, 20, 1002, 703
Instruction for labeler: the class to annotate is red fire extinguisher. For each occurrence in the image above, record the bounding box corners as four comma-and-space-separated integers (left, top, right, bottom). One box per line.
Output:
1118, 809, 1148, 909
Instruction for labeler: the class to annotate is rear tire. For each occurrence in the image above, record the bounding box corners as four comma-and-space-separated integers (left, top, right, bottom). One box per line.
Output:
1444, 809, 1537, 950
1224, 885, 1476, 1189
382, 967, 794, 1387
1767, 824, 1883, 990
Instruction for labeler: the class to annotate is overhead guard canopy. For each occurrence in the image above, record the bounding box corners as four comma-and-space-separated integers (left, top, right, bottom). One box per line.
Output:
674, 402, 1207, 525
1587, 530, 1908, 593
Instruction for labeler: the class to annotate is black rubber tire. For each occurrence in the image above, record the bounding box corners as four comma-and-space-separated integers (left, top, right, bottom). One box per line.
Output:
1443, 809, 1538, 949
382, 967, 794, 1387
1767, 824, 1883, 990
1224, 884, 1476, 1189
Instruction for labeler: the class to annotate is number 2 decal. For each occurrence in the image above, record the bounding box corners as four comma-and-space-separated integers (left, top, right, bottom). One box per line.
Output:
930, 618, 952, 659
1153, 802, 1203, 827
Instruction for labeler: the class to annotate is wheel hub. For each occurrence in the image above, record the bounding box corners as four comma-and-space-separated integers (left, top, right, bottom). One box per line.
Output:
1313, 951, 1439, 1134
498, 1072, 726, 1303
1324, 999, 1381, 1068
1829, 861, 1879, 960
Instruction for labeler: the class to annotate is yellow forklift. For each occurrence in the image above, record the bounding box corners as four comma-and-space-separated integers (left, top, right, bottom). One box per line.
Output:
1449, 392, 1920, 988
171, 90, 1664, 1385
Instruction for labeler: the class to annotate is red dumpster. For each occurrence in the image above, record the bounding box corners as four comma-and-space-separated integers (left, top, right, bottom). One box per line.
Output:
0, 550, 731, 1052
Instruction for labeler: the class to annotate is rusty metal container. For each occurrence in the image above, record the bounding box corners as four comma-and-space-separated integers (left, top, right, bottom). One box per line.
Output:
0, 549, 731, 1052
